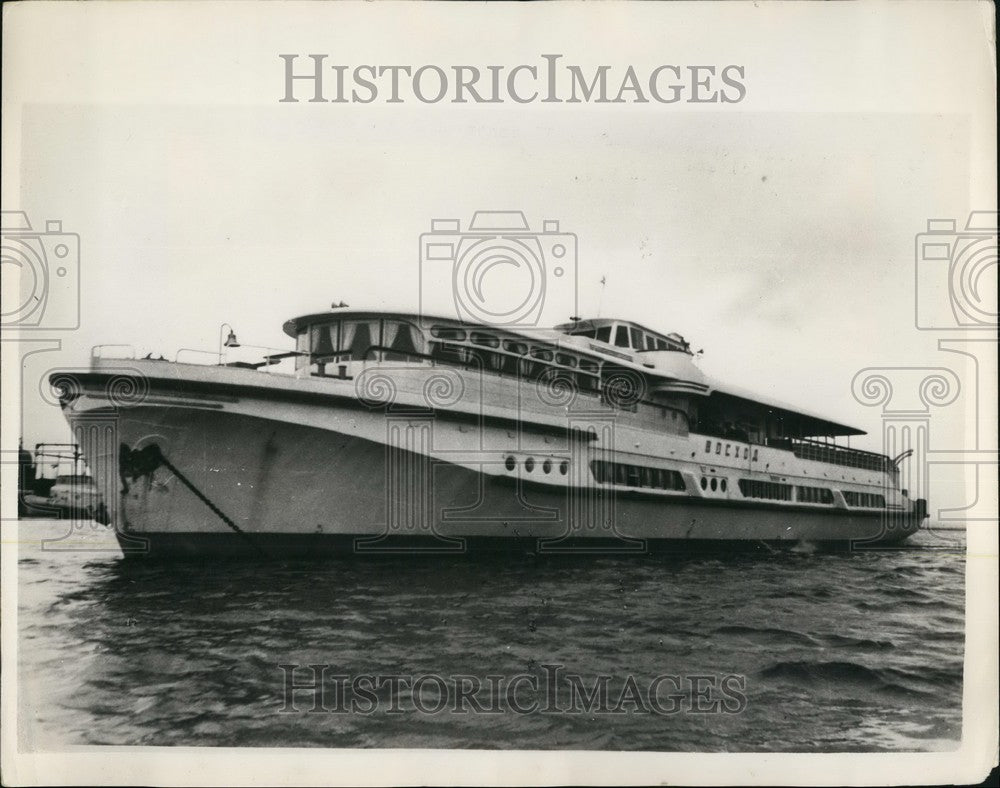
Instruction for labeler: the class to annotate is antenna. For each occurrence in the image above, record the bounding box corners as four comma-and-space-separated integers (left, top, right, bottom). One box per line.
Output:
597, 275, 607, 319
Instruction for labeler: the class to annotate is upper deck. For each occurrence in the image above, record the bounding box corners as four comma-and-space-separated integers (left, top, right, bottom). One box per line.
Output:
282, 306, 866, 445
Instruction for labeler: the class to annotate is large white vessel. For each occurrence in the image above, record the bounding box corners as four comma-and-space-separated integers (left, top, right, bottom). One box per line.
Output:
53, 307, 926, 558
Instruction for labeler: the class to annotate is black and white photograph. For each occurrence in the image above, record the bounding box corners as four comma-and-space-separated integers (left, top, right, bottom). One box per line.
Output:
1, 2, 996, 785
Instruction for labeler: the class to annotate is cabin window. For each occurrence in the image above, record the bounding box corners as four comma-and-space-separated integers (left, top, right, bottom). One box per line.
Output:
591, 461, 684, 491
614, 325, 630, 348
629, 328, 643, 349
344, 321, 379, 360
573, 328, 598, 339
796, 485, 833, 504
595, 326, 612, 343
645, 334, 657, 351
431, 326, 466, 341
503, 340, 528, 355
471, 331, 500, 348
501, 354, 520, 376
530, 347, 553, 361
295, 331, 311, 369
518, 357, 539, 379
738, 479, 793, 501
382, 321, 425, 361
656, 338, 668, 351
555, 353, 577, 368
310, 322, 338, 358
842, 491, 886, 508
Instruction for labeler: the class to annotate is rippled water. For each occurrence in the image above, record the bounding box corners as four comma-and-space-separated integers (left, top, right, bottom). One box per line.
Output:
17, 521, 964, 751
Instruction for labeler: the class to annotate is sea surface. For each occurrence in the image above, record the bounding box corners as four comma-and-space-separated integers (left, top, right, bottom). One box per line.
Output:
16, 520, 965, 752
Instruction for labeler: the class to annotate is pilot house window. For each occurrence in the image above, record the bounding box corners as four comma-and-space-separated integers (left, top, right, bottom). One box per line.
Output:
383, 321, 424, 361
306, 319, 424, 366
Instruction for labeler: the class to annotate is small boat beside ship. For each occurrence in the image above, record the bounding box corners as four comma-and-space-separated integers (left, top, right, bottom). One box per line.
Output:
18, 442, 105, 520
51, 306, 927, 558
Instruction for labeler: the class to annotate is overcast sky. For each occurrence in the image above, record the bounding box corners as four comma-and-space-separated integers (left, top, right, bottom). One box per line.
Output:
3, 2, 995, 471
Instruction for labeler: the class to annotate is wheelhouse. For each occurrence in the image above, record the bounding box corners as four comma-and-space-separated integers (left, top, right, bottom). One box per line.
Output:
555, 317, 692, 354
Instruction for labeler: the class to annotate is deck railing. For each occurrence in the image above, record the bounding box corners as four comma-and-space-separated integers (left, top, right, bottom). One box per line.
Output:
772, 437, 894, 474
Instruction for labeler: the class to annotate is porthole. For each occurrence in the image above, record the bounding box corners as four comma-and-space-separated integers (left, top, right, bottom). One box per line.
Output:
710, 478, 718, 491
700, 477, 708, 490
720, 479, 728, 492
559, 460, 569, 475
542, 459, 552, 474
525, 457, 535, 472
505, 456, 516, 472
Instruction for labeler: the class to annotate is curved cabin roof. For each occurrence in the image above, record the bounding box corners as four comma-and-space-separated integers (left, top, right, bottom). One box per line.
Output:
283, 306, 864, 437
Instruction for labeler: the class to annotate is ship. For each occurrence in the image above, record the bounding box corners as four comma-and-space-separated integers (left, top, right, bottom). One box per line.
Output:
51, 306, 927, 558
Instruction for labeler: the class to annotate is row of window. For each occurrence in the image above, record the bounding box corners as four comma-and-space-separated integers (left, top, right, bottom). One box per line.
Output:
700, 476, 728, 493
584, 462, 884, 507
590, 461, 686, 491
504, 455, 569, 476
790, 439, 891, 473
797, 485, 834, 504
568, 323, 688, 353
738, 479, 794, 501
298, 319, 425, 369
842, 491, 887, 508
431, 342, 602, 389
432, 327, 601, 372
